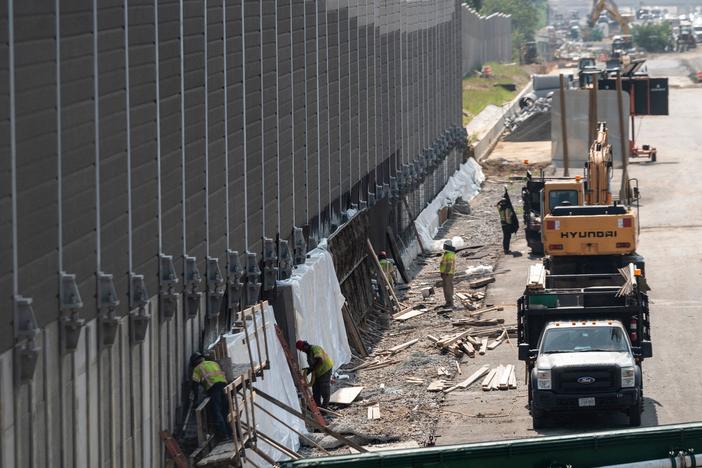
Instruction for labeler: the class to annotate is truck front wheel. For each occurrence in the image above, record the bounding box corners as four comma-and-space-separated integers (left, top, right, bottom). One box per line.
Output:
628, 401, 642, 427
532, 409, 548, 430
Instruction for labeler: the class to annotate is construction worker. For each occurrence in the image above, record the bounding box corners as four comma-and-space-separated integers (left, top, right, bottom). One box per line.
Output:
377, 251, 398, 287
439, 241, 457, 308
296, 340, 334, 409
497, 196, 516, 254
190, 353, 233, 441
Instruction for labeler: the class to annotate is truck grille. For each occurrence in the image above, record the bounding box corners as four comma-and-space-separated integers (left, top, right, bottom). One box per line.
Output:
554, 366, 617, 394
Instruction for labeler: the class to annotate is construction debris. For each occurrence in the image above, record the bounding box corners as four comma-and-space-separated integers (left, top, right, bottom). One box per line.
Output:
427, 380, 449, 392
393, 308, 428, 322
329, 387, 364, 405
367, 404, 381, 420
443, 365, 490, 394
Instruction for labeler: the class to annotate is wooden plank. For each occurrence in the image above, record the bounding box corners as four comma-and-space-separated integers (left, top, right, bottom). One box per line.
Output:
427, 380, 447, 392
527, 263, 546, 289
455, 361, 462, 375
426, 335, 440, 343
438, 330, 474, 348
393, 308, 428, 322
469, 277, 496, 289
275, 325, 327, 426
460, 342, 475, 357
329, 387, 364, 405
499, 364, 514, 390
487, 330, 508, 350
491, 366, 504, 390
389, 338, 419, 354
367, 404, 381, 420
481, 369, 497, 391
443, 365, 490, 393
479, 338, 488, 355
342, 303, 368, 357
386, 226, 410, 283
508, 366, 517, 389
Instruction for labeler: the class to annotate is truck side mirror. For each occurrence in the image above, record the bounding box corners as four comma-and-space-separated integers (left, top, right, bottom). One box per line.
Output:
518, 343, 531, 361
640, 340, 653, 358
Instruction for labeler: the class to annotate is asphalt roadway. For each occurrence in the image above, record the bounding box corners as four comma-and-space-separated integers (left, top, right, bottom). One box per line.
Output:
436, 54, 702, 445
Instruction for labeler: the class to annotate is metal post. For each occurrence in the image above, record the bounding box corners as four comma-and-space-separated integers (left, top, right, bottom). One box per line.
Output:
616, 73, 629, 203
559, 74, 569, 177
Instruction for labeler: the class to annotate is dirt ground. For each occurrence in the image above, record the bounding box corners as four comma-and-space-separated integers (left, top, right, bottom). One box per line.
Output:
301, 156, 534, 455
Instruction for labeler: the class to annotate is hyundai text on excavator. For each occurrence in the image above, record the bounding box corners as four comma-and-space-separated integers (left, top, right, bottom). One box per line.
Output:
518, 122, 651, 429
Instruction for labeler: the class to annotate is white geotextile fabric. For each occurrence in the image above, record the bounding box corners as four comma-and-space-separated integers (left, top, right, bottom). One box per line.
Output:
282, 246, 352, 369
224, 304, 306, 462
415, 158, 485, 252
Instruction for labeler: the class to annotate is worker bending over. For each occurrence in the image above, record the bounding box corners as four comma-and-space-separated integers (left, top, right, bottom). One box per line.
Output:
296, 340, 334, 408
439, 241, 457, 308
190, 353, 233, 441
377, 251, 398, 287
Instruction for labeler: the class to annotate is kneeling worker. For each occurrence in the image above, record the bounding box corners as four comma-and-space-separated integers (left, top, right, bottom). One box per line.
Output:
190, 352, 233, 441
296, 340, 334, 408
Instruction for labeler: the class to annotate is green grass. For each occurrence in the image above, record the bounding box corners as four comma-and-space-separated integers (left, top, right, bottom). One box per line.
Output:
462, 62, 531, 126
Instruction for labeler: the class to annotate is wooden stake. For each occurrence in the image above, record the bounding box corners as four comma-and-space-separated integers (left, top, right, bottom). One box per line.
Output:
366, 238, 402, 310
255, 388, 368, 453
254, 402, 331, 455
274, 325, 327, 427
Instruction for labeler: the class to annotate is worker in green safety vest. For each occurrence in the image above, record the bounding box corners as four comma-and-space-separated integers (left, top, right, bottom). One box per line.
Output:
439, 240, 457, 308
296, 340, 334, 408
190, 352, 233, 440
378, 251, 398, 287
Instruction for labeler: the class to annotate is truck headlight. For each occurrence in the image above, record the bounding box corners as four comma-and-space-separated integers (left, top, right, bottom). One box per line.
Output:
537, 370, 552, 390
621, 366, 635, 388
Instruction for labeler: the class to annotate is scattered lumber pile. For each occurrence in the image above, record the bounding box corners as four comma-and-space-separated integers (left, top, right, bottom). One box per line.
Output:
455, 291, 485, 310
480, 365, 517, 391
426, 325, 515, 359
443, 365, 490, 393
393, 306, 429, 322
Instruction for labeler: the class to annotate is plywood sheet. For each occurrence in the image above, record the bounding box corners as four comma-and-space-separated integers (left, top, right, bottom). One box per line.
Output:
329, 386, 363, 405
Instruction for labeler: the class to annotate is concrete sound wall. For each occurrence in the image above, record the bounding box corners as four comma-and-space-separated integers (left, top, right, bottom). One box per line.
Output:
461, 7, 512, 76
0, 0, 463, 466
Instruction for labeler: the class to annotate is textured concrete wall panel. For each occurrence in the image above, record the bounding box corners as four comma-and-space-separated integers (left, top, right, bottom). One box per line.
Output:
0, 1, 464, 466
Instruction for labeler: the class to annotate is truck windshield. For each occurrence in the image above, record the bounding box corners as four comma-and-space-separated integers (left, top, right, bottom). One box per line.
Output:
548, 190, 579, 212
541, 326, 629, 353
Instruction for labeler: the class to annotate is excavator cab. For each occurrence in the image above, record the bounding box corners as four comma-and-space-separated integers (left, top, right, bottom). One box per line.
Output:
542, 123, 640, 272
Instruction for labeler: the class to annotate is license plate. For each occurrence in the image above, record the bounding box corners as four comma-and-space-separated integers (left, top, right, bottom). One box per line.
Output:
578, 397, 595, 407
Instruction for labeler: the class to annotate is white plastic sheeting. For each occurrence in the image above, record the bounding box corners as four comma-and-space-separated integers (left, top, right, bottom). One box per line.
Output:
414, 158, 486, 253
280, 247, 352, 369
224, 304, 306, 462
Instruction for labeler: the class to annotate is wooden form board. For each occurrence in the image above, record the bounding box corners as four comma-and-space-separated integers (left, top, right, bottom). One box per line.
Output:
393, 308, 428, 322
367, 404, 381, 420
329, 386, 364, 405
527, 264, 546, 290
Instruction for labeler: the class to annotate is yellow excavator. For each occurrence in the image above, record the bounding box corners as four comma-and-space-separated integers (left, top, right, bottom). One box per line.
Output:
541, 122, 642, 274
589, 0, 631, 35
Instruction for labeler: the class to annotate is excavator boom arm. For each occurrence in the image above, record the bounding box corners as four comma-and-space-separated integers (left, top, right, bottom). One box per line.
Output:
590, 0, 631, 35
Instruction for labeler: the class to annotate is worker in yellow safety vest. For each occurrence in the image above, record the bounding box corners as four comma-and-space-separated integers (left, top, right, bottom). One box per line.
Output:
296, 340, 334, 408
377, 251, 398, 287
190, 353, 233, 440
439, 240, 457, 308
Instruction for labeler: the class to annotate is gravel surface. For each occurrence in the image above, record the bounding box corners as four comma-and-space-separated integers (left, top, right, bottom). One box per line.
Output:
301, 157, 528, 456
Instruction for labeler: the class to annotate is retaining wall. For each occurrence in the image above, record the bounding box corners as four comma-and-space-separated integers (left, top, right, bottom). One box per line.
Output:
461, 7, 512, 76
0, 1, 464, 466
